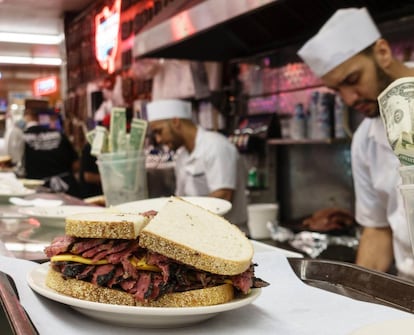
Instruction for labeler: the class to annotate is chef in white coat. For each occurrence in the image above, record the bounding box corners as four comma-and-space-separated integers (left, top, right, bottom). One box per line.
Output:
147, 99, 248, 232
298, 7, 414, 279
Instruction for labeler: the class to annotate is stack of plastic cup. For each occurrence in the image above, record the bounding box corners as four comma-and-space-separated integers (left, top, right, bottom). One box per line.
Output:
399, 166, 414, 184
399, 165, 414, 256
97, 151, 148, 207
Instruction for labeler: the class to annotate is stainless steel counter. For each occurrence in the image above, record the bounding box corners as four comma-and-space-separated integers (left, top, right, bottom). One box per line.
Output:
0, 193, 87, 260
1, 193, 414, 334
1, 206, 56, 261
0, 192, 92, 335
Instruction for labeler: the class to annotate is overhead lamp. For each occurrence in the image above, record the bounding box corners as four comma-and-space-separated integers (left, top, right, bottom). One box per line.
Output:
0, 56, 62, 66
0, 32, 63, 45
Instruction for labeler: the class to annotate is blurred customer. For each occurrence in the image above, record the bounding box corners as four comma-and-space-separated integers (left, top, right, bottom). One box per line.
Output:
78, 113, 113, 199
298, 7, 414, 279
94, 75, 125, 124
22, 108, 80, 197
147, 99, 248, 232
79, 141, 102, 199
94, 76, 115, 123
4, 114, 25, 176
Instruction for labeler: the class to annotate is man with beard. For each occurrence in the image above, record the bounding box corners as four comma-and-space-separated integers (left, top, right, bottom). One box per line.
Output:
298, 7, 414, 279
146, 99, 248, 233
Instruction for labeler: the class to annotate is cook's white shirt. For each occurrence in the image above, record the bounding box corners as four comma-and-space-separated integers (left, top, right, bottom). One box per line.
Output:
352, 117, 414, 278
174, 126, 247, 229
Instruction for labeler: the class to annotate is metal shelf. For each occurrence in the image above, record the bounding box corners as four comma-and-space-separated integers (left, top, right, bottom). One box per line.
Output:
267, 138, 350, 145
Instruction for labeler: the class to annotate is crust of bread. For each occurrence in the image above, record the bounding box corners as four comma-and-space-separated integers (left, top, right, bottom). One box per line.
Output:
65, 212, 149, 239
139, 197, 253, 276
46, 267, 136, 305
46, 268, 234, 307
137, 283, 234, 307
139, 231, 249, 276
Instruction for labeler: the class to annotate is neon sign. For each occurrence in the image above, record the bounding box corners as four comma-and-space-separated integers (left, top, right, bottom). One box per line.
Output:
95, 0, 121, 73
33, 76, 58, 96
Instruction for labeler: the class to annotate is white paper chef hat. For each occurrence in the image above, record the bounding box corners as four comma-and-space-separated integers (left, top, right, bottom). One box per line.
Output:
297, 7, 381, 77
146, 99, 192, 122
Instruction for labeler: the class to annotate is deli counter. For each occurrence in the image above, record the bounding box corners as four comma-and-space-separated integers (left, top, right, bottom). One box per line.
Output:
1, 190, 414, 334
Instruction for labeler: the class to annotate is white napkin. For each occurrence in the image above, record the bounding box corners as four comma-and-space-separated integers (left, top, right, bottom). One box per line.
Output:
0, 252, 411, 335
0, 172, 27, 194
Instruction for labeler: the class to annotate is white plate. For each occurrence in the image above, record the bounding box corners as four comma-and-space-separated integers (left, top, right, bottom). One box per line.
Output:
115, 196, 232, 216
18, 205, 106, 228
18, 178, 45, 189
350, 317, 414, 334
83, 194, 105, 205
0, 188, 36, 203
9, 197, 63, 207
27, 262, 261, 328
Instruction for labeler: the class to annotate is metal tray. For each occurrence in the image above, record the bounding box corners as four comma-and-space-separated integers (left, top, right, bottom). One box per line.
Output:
0, 272, 37, 335
288, 258, 414, 313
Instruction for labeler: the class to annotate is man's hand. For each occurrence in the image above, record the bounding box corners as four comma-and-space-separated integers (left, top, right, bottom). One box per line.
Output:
209, 188, 233, 202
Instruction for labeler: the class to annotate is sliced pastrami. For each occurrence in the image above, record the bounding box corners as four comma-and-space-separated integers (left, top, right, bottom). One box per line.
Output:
44, 235, 76, 257
92, 264, 115, 286
62, 263, 87, 278
71, 238, 106, 254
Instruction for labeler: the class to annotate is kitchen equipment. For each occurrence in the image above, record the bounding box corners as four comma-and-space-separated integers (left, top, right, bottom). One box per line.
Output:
229, 113, 280, 153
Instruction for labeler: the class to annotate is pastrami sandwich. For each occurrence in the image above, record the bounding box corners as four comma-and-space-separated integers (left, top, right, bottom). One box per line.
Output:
44, 196, 269, 307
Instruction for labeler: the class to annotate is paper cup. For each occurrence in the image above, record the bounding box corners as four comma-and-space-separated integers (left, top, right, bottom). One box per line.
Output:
247, 203, 278, 239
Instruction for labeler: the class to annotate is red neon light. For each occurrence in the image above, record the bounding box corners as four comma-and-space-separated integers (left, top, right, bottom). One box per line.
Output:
95, 0, 121, 74
171, 12, 196, 40
33, 76, 58, 96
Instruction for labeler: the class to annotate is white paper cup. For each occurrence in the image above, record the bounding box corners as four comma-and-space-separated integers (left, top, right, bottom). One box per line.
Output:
399, 165, 414, 185
247, 203, 278, 239
399, 184, 414, 256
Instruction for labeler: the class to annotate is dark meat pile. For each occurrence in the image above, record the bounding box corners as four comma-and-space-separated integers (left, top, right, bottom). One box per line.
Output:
45, 236, 269, 303
302, 208, 356, 233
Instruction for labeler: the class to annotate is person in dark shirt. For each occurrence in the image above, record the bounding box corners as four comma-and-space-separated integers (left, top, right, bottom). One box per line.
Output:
22, 108, 80, 197
79, 142, 102, 198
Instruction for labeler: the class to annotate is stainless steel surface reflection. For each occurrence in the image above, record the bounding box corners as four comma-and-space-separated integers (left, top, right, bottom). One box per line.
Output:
0, 204, 63, 260
0, 193, 87, 260
288, 258, 414, 313
0, 193, 91, 334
